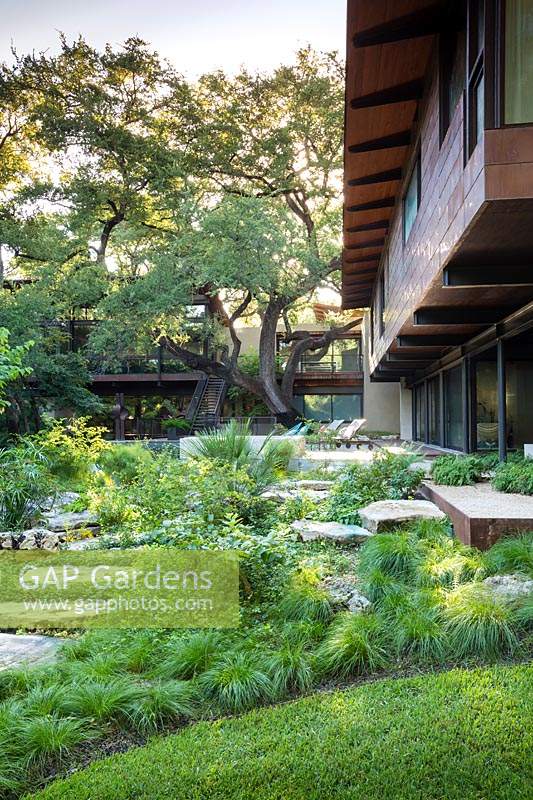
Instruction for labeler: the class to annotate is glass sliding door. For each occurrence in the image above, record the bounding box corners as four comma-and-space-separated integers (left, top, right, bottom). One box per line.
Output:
428, 377, 441, 445
444, 366, 464, 450
505, 0, 533, 124
414, 383, 426, 441
506, 362, 533, 449
475, 360, 498, 450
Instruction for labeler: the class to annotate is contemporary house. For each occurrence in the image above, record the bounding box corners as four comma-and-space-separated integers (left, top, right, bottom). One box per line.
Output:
342, 0, 533, 458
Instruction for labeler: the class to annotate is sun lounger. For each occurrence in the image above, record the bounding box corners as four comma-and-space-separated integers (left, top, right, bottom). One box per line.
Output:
334, 418, 374, 449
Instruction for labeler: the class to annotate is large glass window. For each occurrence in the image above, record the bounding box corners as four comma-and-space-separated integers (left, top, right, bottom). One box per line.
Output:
296, 393, 362, 422
475, 360, 498, 450
428, 377, 441, 445
440, 25, 466, 141
414, 383, 426, 441
506, 362, 533, 449
505, 0, 533, 124
444, 366, 464, 450
403, 153, 420, 242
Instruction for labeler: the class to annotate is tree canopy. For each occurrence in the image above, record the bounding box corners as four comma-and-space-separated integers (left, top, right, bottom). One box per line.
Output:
0, 37, 356, 426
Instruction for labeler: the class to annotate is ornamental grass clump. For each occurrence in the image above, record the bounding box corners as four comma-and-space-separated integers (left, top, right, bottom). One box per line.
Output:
444, 583, 519, 659
264, 639, 315, 695
317, 612, 389, 677
199, 651, 274, 713
484, 532, 533, 577
14, 715, 95, 767
126, 680, 198, 734
279, 586, 334, 624
158, 632, 226, 680
358, 532, 427, 584
60, 679, 142, 725
393, 604, 447, 662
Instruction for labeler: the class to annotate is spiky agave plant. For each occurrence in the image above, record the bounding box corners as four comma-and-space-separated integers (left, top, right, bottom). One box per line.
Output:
199, 651, 274, 713
317, 612, 390, 677
484, 532, 533, 577
157, 632, 226, 680
193, 420, 254, 468
444, 583, 519, 659
264, 639, 315, 696
126, 680, 198, 734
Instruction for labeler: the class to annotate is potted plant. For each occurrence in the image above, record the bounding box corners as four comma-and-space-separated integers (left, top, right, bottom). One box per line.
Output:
162, 418, 191, 440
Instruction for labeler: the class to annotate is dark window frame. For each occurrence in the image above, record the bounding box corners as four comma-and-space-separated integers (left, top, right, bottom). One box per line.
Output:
439, 13, 467, 145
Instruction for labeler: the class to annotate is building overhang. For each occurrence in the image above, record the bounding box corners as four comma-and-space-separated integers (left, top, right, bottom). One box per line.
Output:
342, 0, 441, 309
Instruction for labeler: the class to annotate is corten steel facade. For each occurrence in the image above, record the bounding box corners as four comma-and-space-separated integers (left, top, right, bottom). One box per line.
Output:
342, 0, 533, 457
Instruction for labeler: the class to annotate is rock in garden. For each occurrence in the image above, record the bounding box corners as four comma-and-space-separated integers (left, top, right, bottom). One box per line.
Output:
0, 528, 63, 550
42, 509, 98, 532
291, 519, 373, 544
261, 488, 330, 503
0, 633, 62, 670
287, 480, 334, 491
483, 574, 533, 599
319, 575, 371, 613
358, 499, 446, 533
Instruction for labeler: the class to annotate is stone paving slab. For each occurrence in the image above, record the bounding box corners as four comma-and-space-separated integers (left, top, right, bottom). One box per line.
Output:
0, 633, 63, 671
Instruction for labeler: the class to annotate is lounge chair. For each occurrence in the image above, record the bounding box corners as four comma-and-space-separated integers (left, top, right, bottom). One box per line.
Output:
316, 419, 344, 449
334, 418, 374, 449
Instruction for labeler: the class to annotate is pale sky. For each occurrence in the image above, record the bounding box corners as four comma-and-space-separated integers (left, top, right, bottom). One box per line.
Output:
1, 0, 347, 75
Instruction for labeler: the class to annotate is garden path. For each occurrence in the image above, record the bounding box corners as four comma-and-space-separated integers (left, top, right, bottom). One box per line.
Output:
0, 632, 62, 670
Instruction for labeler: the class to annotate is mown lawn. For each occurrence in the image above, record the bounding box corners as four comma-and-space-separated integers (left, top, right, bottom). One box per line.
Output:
29, 665, 532, 800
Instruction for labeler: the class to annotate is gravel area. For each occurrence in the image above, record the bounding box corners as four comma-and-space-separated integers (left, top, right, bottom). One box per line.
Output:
423, 481, 533, 518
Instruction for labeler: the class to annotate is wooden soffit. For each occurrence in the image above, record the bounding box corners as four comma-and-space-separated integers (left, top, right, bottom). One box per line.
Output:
342, 0, 441, 308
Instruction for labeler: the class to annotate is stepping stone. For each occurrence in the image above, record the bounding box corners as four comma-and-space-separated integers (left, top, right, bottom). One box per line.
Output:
288, 480, 334, 491
0, 633, 63, 671
358, 499, 446, 533
261, 489, 330, 503
291, 519, 373, 544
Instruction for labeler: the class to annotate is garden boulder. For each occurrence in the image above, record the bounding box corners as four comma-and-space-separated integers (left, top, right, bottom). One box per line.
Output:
41, 509, 99, 533
291, 519, 373, 544
483, 574, 533, 599
0, 528, 63, 550
319, 575, 371, 613
358, 499, 446, 533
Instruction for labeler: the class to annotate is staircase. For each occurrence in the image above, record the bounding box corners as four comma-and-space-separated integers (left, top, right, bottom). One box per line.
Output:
186, 375, 227, 433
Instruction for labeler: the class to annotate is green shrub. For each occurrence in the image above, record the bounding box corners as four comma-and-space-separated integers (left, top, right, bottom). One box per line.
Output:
431, 455, 484, 486
98, 443, 154, 484
317, 612, 389, 677
199, 652, 274, 713
444, 583, 519, 659
34, 417, 109, 482
126, 680, 197, 734
492, 458, 533, 495
0, 440, 52, 529
325, 452, 423, 524
484, 532, 533, 577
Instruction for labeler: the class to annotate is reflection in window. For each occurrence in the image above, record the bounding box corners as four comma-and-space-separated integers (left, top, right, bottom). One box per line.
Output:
295, 393, 362, 422
403, 154, 420, 242
414, 383, 426, 441
476, 360, 498, 450
505, 0, 533, 124
445, 366, 464, 450
428, 377, 441, 445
